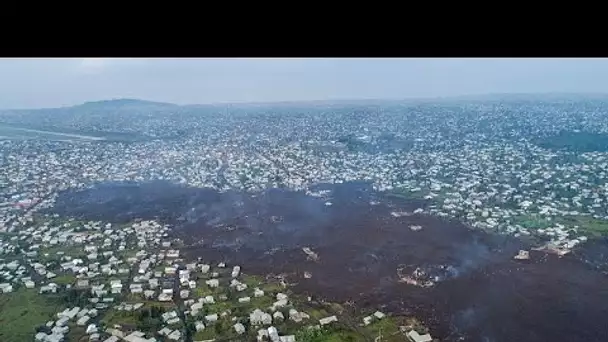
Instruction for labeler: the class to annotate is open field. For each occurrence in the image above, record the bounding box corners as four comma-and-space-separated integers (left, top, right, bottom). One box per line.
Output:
0, 123, 105, 141
0, 289, 63, 341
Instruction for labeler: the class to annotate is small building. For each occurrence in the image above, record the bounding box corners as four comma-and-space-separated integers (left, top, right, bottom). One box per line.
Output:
195, 321, 205, 331
374, 311, 386, 320
231, 266, 241, 278
77, 279, 89, 288
258, 329, 269, 341
234, 322, 246, 335
271, 299, 288, 311
158, 327, 172, 336
77, 315, 91, 326
167, 330, 181, 341
167, 317, 181, 325
158, 293, 172, 302
86, 324, 98, 334
130, 284, 143, 294
407, 330, 433, 342
162, 311, 178, 322
250, 309, 273, 326
205, 279, 219, 288
319, 315, 338, 326
273, 311, 284, 322
0, 283, 13, 293
267, 326, 280, 342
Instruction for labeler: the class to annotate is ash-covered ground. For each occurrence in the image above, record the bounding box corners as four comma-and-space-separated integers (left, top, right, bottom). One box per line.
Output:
52, 181, 608, 342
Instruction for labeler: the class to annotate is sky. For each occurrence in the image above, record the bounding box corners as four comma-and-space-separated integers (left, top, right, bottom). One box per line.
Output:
1, 58, 608, 108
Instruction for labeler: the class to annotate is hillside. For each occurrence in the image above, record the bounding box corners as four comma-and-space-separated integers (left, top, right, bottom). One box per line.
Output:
0, 99, 195, 140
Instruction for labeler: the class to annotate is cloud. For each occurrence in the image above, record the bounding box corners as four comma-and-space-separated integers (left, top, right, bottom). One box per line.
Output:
77, 58, 110, 74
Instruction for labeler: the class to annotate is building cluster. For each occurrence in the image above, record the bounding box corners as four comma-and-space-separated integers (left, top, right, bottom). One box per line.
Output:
1, 213, 378, 341
3, 100, 608, 249
2, 97, 608, 340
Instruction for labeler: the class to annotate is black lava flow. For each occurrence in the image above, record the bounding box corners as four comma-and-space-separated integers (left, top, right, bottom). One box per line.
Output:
50, 181, 608, 342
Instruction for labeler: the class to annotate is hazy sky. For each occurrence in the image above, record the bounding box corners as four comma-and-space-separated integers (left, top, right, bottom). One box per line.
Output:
2, 58, 608, 108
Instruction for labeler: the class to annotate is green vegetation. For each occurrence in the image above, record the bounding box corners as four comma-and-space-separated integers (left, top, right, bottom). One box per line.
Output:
53, 273, 76, 285
512, 215, 552, 230
193, 327, 217, 341
193, 286, 215, 298
556, 215, 608, 237
535, 132, 608, 152
193, 278, 226, 297
365, 317, 402, 342
295, 326, 362, 342
211, 318, 238, 340
242, 274, 264, 287
117, 248, 139, 259
142, 300, 175, 310
205, 300, 232, 314
250, 294, 274, 310
261, 281, 284, 293
302, 305, 331, 320
60, 288, 90, 307
512, 214, 608, 238
101, 309, 140, 328
0, 289, 63, 341
136, 306, 166, 332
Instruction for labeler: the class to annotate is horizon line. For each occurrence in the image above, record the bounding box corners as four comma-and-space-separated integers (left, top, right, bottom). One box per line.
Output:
4, 91, 608, 111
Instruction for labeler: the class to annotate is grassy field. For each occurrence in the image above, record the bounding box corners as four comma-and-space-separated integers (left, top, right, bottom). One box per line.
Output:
0, 289, 63, 341
295, 326, 362, 342
53, 273, 76, 285
364, 317, 403, 342
512, 213, 608, 239
193, 327, 218, 341
242, 274, 264, 287
101, 308, 140, 328
0, 123, 105, 142
555, 215, 608, 237
512, 214, 552, 230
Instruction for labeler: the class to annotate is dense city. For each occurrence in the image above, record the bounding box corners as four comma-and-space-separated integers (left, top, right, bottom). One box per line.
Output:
2, 95, 608, 341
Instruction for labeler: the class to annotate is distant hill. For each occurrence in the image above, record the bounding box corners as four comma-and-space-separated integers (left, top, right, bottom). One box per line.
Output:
7, 93, 608, 112
0, 99, 178, 113
70, 98, 179, 111
0, 98, 187, 141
